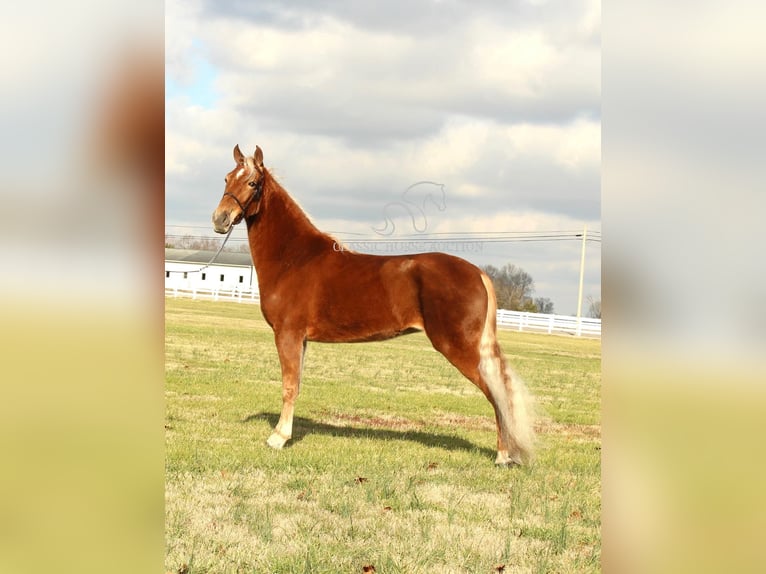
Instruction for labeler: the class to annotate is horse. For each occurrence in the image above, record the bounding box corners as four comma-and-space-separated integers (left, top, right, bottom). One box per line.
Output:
212, 145, 534, 465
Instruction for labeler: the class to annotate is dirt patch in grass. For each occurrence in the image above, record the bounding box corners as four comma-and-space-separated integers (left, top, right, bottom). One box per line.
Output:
322, 410, 498, 434
536, 420, 601, 440
433, 413, 496, 432
323, 411, 426, 432
322, 411, 601, 441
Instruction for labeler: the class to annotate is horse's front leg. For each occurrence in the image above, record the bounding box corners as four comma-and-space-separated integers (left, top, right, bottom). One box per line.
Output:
266, 330, 307, 449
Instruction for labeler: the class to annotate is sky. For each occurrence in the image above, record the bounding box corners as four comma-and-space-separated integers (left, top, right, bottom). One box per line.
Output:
166, 0, 601, 316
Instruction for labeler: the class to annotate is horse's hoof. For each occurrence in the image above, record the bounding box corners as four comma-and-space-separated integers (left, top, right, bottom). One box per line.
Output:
266, 433, 288, 449
495, 451, 522, 466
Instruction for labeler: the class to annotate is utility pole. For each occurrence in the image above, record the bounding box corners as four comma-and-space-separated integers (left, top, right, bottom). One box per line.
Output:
576, 224, 587, 336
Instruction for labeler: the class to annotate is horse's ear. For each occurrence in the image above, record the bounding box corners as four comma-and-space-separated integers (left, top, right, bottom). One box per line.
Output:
254, 146, 264, 170
233, 144, 245, 165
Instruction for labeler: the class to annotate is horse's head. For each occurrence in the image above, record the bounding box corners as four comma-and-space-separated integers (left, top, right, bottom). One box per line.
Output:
212, 144, 266, 234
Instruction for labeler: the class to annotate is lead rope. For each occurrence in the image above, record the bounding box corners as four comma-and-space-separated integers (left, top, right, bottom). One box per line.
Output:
166, 224, 235, 274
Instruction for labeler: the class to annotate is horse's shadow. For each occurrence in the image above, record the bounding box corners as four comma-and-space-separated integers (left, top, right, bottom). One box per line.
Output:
243, 412, 494, 459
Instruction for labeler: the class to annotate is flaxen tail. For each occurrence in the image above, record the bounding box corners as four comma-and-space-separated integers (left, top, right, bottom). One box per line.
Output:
479, 272, 536, 464
499, 357, 536, 462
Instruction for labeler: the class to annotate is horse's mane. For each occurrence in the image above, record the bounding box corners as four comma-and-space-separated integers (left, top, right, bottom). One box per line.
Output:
262, 169, 318, 229
260, 168, 349, 252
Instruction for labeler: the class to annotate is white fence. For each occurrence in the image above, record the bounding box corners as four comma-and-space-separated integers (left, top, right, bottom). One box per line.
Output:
165, 286, 601, 338
496, 309, 601, 338
165, 285, 260, 303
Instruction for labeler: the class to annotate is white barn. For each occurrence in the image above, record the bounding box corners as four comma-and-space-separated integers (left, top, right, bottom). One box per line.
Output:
164, 248, 258, 295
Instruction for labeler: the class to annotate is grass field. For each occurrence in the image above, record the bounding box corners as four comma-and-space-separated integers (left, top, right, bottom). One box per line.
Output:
165, 297, 601, 573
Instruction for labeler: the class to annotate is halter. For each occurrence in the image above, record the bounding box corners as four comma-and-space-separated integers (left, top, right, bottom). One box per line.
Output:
223, 172, 264, 221
167, 168, 264, 276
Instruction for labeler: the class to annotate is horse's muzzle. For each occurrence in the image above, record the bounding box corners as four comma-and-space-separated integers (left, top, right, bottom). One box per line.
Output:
212, 210, 231, 234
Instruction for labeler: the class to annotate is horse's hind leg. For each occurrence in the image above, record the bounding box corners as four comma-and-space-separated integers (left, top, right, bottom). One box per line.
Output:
426, 333, 509, 459
421, 275, 533, 465
426, 327, 533, 465
267, 330, 306, 449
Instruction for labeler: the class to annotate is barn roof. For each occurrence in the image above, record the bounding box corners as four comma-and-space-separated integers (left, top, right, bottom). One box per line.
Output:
165, 248, 253, 267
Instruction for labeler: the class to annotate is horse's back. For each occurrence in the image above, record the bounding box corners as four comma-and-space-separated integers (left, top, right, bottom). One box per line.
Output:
301, 250, 488, 343
333, 250, 485, 300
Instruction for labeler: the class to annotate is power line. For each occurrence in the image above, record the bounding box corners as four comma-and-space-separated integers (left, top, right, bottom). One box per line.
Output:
164, 233, 600, 245
166, 225, 600, 237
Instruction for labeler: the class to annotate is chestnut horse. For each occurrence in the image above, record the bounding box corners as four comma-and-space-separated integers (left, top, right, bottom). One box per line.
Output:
212, 145, 534, 465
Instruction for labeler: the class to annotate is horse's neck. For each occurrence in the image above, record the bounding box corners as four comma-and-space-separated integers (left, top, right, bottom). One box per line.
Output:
246, 174, 330, 278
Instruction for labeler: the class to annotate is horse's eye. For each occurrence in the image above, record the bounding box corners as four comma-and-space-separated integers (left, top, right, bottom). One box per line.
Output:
248, 181, 256, 188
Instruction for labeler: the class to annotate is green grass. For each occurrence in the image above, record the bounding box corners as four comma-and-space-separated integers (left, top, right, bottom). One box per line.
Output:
165, 297, 601, 573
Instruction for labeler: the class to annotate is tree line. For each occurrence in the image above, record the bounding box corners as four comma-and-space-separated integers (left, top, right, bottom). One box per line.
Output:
481, 263, 554, 314
482, 263, 601, 317
165, 234, 250, 253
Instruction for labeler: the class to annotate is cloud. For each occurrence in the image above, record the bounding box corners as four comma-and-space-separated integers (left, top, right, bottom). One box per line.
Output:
184, 4, 599, 144
166, 0, 204, 85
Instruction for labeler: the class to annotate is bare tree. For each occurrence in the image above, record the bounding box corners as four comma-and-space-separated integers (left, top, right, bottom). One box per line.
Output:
534, 297, 555, 314
482, 263, 536, 311
587, 295, 601, 319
